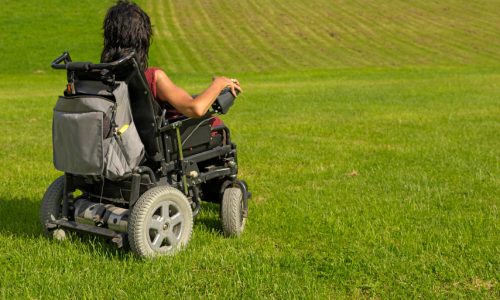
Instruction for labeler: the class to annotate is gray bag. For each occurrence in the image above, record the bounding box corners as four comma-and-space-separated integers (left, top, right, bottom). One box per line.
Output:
52, 82, 145, 180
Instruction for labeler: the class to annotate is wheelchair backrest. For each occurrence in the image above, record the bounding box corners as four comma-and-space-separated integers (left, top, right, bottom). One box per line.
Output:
52, 53, 163, 180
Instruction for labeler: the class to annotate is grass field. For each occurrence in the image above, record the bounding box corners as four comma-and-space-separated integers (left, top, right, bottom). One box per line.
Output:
0, 0, 499, 298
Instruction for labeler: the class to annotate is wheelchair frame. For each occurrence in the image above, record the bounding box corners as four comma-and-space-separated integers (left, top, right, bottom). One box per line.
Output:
42, 52, 250, 256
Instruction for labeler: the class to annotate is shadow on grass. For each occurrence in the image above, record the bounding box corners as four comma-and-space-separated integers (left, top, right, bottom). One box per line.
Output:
0, 197, 131, 259
0, 197, 41, 237
195, 201, 223, 234
0, 197, 224, 259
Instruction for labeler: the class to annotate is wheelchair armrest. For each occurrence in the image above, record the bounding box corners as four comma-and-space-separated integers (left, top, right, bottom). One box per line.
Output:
159, 111, 215, 133
212, 88, 239, 114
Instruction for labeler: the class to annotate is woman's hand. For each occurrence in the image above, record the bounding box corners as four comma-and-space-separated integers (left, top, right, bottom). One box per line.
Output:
213, 76, 242, 97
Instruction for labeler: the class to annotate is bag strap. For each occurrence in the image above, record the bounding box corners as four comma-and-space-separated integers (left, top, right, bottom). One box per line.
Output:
111, 82, 134, 128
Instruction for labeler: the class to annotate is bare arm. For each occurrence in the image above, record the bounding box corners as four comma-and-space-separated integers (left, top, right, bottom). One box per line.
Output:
154, 70, 241, 118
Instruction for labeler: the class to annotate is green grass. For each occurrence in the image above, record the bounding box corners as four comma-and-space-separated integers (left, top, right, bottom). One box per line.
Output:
0, 0, 499, 298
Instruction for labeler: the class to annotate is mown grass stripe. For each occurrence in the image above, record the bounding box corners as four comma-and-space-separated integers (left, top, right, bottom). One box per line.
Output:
151, 0, 197, 73
298, 0, 389, 67
319, 3, 377, 67
168, 0, 213, 73
411, 0, 500, 36
328, 1, 401, 66
236, 1, 300, 70
181, 2, 259, 72
165, 0, 213, 73
217, 0, 292, 72
350, 0, 448, 66
145, 0, 195, 73
191, 0, 239, 71
291, 3, 394, 65
169, 1, 211, 73
242, 0, 333, 70
392, 3, 480, 63
270, 1, 339, 67
393, 1, 500, 64
185, 0, 254, 73
143, 0, 165, 64
142, 0, 171, 68
369, 1, 451, 58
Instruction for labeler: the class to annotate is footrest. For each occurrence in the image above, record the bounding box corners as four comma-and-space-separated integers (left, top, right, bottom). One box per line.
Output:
50, 219, 124, 247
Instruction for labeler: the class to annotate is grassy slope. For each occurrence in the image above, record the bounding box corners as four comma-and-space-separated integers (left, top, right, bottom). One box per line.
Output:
0, 0, 499, 298
1, 0, 499, 74
144, 0, 500, 73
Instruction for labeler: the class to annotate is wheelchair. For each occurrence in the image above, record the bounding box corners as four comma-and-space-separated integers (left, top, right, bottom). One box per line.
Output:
40, 52, 251, 257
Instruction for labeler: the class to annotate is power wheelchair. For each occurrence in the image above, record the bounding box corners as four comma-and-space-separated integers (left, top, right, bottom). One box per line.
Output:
40, 52, 250, 257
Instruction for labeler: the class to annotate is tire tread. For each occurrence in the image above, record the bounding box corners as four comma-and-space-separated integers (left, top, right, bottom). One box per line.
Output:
221, 187, 245, 237
39, 176, 65, 237
128, 186, 193, 257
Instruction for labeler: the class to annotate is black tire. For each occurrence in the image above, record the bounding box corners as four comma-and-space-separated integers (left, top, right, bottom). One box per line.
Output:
221, 187, 246, 237
128, 186, 193, 257
39, 176, 67, 240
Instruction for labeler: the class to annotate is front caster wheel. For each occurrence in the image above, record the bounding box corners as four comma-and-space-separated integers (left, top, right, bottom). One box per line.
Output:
128, 186, 193, 257
221, 187, 246, 237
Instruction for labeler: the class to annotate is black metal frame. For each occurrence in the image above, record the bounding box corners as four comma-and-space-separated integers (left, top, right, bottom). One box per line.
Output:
48, 52, 250, 243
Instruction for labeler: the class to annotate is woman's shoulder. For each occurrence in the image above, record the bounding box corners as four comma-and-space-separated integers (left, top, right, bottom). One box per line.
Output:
144, 67, 163, 82
145, 66, 162, 71
144, 67, 164, 100
145, 66, 162, 77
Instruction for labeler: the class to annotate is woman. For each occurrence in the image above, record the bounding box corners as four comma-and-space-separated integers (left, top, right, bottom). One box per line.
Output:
101, 0, 241, 120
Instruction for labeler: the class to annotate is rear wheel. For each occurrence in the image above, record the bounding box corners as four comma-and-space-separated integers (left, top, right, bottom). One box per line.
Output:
39, 176, 67, 240
221, 187, 246, 237
128, 186, 193, 257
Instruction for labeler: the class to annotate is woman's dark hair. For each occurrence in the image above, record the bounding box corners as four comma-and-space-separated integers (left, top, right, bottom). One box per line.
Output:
101, 0, 152, 71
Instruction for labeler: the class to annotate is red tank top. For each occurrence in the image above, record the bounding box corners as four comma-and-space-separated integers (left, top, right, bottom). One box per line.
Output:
144, 67, 183, 120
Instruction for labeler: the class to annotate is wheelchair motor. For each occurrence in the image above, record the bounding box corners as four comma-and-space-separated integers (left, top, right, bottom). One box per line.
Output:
40, 52, 251, 257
